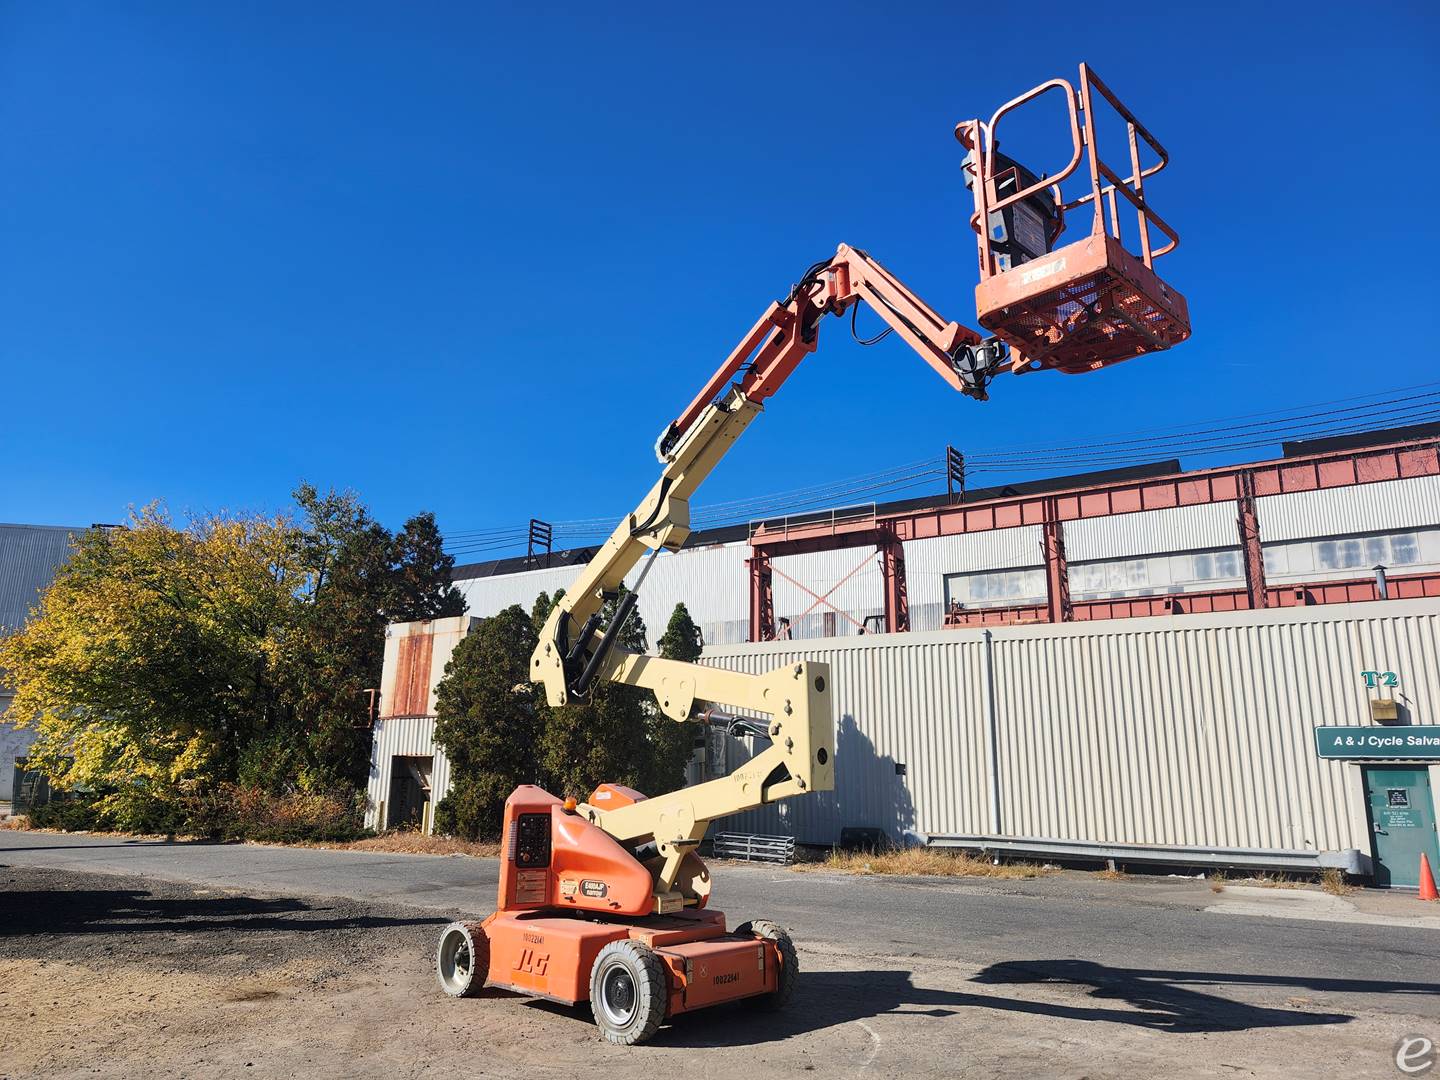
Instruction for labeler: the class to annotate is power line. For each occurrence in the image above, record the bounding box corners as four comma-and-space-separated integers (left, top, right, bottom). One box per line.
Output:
445, 381, 1440, 558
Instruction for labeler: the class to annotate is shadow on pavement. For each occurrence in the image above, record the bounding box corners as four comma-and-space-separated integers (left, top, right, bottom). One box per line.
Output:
653, 962, 1367, 1046
0, 888, 444, 937
504, 960, 1389, 1047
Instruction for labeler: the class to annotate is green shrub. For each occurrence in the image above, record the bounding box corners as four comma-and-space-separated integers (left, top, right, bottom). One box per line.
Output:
433, 777, 506, 841
27, 796, 101, 832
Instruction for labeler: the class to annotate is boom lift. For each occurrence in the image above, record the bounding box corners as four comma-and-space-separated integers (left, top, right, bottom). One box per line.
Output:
435, 63, 1189, 1044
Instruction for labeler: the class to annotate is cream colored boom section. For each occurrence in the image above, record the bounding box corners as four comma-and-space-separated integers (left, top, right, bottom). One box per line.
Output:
527, 387, 835, 903
531, 390, 761, 710
585, 653, 833, 902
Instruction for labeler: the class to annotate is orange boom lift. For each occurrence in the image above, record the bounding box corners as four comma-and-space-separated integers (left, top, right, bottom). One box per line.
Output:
435, 63, 1189, 1044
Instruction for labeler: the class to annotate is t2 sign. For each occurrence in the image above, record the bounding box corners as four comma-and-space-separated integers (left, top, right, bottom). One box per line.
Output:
1361, 670, 1399, 689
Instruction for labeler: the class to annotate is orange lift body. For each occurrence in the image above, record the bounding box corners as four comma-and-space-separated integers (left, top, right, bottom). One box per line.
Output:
478, 788, 775, 1013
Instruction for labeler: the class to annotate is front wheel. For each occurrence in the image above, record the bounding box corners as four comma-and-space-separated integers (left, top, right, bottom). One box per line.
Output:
436, 921, 489, 998
589, 940, 668, 1045
735, 920, 798, 1010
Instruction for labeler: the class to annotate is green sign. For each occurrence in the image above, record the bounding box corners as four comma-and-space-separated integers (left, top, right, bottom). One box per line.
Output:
1315, 726, 1440, 760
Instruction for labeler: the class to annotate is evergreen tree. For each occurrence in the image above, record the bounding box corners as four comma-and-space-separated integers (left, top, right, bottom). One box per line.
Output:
389, 512, 465, 621
432, 605, 545, 839
642, 602, 705, 794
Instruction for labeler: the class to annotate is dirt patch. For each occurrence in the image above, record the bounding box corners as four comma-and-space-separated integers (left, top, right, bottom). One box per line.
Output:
288, 831, 500, 858
799, 847, 1054, 879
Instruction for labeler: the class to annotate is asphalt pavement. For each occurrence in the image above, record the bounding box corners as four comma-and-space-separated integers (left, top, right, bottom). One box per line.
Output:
4, 828, 1438, 1027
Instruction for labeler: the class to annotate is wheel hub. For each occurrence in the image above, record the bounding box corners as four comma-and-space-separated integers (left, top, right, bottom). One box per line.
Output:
601, 966, 637, 1025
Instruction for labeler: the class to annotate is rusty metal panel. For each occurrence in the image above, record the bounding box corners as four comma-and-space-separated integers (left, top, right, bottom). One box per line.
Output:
1256, 475, 1440, 543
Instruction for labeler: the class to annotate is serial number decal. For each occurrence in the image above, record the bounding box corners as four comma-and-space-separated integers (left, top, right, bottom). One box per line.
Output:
523, 933, 545, 945
714, 972, 739, 985
1019, 256, 1067, 286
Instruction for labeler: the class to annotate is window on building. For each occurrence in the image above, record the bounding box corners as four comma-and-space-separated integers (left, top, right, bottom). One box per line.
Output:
1389, 533, 1421, 566
1073, 559, 1151, 594
1315, 532, 1421, 571
1261, 545, 1286, 576
1188, 549, 1241, 582
946, 567, 1046, 608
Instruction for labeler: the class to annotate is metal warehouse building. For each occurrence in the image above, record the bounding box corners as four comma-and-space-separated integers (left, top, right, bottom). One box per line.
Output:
0, 523, 83, 808
366, 428, 1440, 887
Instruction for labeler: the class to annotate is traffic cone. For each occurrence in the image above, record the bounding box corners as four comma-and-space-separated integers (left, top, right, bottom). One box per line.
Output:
1420, 853, 1439, 901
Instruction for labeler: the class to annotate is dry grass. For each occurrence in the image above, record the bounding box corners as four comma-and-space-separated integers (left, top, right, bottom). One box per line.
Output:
798, 846, 1053, 880
1320, 867, 1355, 896
292, 831, 500, 858
1097, 867, 1129, 882
0, 814, 32, 830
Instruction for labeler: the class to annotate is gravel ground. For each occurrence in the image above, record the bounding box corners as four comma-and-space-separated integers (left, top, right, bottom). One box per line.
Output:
2, 863, 1433, 1079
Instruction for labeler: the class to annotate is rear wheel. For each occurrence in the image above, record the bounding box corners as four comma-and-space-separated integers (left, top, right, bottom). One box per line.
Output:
735, 919, 797, 1010
436, 921, 489, 998
589, 940, 668, 1045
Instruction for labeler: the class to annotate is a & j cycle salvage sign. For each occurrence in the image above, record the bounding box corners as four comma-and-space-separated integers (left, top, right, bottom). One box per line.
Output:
1314, 726, 1440, 759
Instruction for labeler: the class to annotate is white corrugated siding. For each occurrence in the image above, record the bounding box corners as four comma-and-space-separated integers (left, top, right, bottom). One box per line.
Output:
904, 528, 1045, 630
631, 543, 749, 646
364, 715, 452, 832
696, 638, 990, 844
1258, 475, 1440, 542
456, 542, 749, 649
1065, 502, 1239, 561
701, 599, 1440, 853
456, 563, 584, 620
0, 523, 80, 632
772, 547, 883, 634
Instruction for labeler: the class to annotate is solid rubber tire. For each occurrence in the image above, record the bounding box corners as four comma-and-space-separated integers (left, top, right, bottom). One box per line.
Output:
735, 919, 798, 1010
588, 939, 668, 1045
436, 920, 489, 998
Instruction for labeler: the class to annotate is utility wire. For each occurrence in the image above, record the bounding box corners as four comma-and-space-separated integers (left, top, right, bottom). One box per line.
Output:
446, 382, 1440, 558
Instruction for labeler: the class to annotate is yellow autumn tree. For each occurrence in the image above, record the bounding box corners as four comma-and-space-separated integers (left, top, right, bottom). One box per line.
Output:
0, 504, 303, 831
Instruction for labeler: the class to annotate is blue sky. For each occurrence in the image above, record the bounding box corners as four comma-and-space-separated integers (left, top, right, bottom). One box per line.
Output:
3, 3, 1437, 552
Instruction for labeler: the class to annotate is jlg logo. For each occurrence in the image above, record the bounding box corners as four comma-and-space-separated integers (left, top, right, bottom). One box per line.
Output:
513, 948, 550, 976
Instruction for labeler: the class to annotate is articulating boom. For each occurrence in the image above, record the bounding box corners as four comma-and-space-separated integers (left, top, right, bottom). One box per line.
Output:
438, 64, 1187, 1044
531, 63, 1189, 909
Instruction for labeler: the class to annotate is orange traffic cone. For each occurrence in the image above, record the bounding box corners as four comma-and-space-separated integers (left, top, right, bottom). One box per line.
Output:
1420, 853, 1439, 901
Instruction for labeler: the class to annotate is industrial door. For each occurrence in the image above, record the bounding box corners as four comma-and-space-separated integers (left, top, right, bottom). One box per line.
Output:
387, 756, 433, 831
1362, 765, 1440, 888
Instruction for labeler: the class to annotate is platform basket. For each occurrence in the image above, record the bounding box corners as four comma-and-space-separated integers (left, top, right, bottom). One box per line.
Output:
963, 64, 1189, 377
976, 233, 1190, 375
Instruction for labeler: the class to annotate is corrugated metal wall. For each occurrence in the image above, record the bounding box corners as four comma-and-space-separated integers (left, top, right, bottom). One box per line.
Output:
771, 547, 882, 637
364, 715, 452, 831
1065, 502, 1238, 560
1258, 474, 1440, 542
700, 599, 1440, 855
0, 524, 79, 632
455, 542, 750, 648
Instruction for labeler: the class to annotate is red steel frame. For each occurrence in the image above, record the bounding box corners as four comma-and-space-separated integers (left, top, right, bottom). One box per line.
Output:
748, 436, 1440, 640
